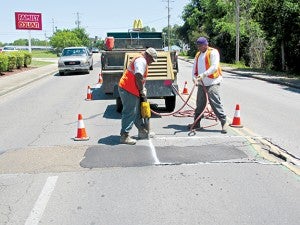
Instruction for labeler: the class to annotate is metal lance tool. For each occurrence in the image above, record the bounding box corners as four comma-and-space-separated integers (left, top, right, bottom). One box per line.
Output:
140, 98, 151, 139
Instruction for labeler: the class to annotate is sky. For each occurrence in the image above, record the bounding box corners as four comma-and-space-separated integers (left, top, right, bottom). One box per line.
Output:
0, 0, 190, 44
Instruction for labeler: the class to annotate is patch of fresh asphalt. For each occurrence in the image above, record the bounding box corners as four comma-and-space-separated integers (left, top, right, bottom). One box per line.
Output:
0, 134, 269, 174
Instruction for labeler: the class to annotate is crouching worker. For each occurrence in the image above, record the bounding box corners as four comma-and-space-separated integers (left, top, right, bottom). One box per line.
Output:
118, 47, 158, 145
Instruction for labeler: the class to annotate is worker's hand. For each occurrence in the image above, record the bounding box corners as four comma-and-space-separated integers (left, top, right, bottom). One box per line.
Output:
140, 96, 147, 102
142, 87, 147, 96
192, 77, 199, 86
140, 87, 147, 96
197, 73, 205, 81
140, 88, 147, 102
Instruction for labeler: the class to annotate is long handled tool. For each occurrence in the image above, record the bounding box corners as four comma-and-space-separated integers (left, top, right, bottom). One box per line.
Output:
141, 99, 151, 139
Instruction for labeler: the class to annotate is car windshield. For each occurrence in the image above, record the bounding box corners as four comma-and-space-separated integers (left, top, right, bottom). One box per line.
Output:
62, 49, 86, 56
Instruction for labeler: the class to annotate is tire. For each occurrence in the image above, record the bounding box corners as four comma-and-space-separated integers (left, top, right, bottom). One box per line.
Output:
116, 97, 123, 113
90, 63, 93, 70
165, 96, 176, 112
59, 71, 64, 76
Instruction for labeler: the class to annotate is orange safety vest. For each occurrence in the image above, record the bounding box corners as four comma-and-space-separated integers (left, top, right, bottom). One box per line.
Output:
194, 47, 222, 79
119, 56, 148, 97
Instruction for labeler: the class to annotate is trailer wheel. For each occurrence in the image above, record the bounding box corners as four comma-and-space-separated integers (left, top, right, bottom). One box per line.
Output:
116, 97, 123, 113
165, 96, 176, 112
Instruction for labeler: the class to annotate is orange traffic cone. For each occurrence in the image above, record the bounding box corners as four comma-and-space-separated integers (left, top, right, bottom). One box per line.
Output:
74, 114, 89, 141
98, 73, 103, 84
86, 86, 92, 101
182, 81, 189, 95
230, 104, 243, 128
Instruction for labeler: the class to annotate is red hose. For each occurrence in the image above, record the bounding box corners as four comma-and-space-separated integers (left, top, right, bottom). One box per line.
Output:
150, 80, 218, 135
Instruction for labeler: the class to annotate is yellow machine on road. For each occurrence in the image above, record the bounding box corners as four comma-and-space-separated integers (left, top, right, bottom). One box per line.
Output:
100, 27, 178, 112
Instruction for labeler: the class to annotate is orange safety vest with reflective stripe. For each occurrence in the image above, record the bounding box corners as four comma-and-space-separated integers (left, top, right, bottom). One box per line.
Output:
194, 47, 222, 79
119, 56, 148, 97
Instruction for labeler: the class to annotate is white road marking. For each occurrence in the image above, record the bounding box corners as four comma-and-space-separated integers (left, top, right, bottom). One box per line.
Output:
25, 176, 58, 225
149, 139, 160, 164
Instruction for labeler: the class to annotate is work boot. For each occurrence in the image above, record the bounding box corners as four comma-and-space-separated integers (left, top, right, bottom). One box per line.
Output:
120, 133, 136, 145
221, 122, 228, 134
138, 129, 155, 139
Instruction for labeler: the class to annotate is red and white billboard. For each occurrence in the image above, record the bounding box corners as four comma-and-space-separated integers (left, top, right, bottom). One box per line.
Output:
15, 12, 42, 30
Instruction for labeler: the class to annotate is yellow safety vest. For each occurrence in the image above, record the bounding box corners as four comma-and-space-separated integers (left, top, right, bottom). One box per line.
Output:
194, 47, 222, 79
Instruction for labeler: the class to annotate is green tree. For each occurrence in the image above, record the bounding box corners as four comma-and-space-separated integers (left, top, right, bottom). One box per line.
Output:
49, 30, 81, 53
142, 26, 156, 32
178, 0, 264, 66
73, 28, 91, 47
31, 38, 49, 46
253, 0, 300, 72
12, 38, 49, 47
13, 39, 28, 46
49, 28, 92, 53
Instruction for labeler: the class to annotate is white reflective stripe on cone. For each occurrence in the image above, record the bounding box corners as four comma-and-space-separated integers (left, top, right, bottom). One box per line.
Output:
234, 110, 240, 117
78, 120, 85, 129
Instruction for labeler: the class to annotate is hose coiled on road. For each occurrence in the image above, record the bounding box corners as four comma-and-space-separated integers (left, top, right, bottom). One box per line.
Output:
150, 80, 218, 135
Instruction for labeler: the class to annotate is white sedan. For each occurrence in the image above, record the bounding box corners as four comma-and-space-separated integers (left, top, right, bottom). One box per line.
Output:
58, 47, 93, 75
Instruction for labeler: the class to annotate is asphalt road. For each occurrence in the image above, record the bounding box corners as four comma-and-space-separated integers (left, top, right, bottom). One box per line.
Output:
0, 55, 299, 225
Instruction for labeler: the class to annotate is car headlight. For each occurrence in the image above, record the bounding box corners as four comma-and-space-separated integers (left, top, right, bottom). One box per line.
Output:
82, 59, 89, 65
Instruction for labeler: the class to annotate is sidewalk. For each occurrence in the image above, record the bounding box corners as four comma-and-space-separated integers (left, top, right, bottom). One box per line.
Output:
0, 63, 58, 97
222, 66, 300, 89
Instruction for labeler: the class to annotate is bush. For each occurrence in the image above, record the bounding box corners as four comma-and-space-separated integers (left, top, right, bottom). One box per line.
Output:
22, 51, 32, 67
6, 54, 16, 71
0, 54, 9, 73
14, 51, 24, 69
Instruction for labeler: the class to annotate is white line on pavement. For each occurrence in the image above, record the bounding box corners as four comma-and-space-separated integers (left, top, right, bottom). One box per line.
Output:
149, 139, 160, 164
25, 176, 58, 225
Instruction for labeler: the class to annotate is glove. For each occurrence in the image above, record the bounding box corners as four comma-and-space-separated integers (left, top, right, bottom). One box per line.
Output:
141, 87, 147, 96
197, 73, 205, 81
192, 77, 199, 86
140, 88, 147, 102
140, 95, 147, 102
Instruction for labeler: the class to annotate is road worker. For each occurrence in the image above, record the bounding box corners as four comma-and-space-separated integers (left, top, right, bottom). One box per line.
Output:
118, 47, 157, 144
189, 37, 228, 133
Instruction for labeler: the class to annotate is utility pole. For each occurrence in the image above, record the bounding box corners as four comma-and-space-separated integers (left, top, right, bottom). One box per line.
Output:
75, 12, 81, 29
164, 0, 173, 51
235, 0, 240, 63
167, 0, 171, 51
52, 18, 55, 34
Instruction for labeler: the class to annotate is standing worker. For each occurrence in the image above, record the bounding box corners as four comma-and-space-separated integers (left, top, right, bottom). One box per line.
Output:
189, 37, 228, 133
118, 47, 158, 145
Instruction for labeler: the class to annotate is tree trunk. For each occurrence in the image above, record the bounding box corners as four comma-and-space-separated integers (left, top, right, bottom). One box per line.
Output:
281, 40, 285, 71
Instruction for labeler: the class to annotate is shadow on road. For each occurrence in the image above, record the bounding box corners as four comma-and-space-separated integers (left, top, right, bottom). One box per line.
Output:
98, 135, 120, 146
103, 104, 121, 119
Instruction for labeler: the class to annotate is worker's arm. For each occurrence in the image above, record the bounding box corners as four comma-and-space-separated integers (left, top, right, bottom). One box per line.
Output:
134, 57, 147, 99
135, 72, 144, 94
